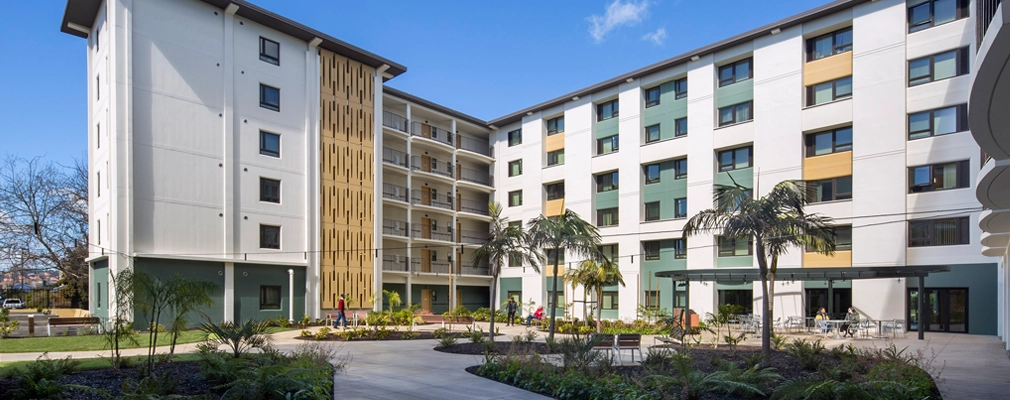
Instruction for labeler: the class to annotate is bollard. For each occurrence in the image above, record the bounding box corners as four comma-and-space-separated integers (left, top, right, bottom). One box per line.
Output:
28, 315, 35, 336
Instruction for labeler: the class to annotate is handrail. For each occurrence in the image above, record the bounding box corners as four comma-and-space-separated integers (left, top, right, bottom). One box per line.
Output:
459, 198, 490, 216
411, 121, 453, 146
458, 166, 491, 186
382, 183, 408, 202
382, 147, 409, 168
458, 135, 491, 157
382, 111, 409, 133
382, 219, 408, 237
381, 255, 410, 271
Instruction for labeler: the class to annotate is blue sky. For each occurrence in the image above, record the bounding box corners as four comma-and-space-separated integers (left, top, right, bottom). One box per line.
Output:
1, 0, 832, 165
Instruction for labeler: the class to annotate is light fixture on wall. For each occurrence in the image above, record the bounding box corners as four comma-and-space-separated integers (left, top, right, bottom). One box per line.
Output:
572, 96, 579, 101
690, 55, 701, 61
770, 27, 781, 35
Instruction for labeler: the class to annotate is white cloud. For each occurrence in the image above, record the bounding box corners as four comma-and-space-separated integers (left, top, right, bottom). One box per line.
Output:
642, 27, 667, 45
588, 0, 651, 43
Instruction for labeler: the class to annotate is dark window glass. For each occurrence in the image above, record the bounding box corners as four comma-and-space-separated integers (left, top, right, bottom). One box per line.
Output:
547, 149, 565, 166
644, 241, 661, 260
808, 176, 853, 202
259, 286, 281, 310
718, 236, 753, 256
908, 0, 969, 33
675, 118, 688, 136
646, 124, 661, 143
508, 160, 523, 177
718, 58, 753, 87
908, 104, 968, 139
259, 84, 280, 111
806, 27, 853, 61
718, 101, 753, 126
674, 78, 688, 99
673, 238, 687, 259
644, 291, 660, 309
645, 202, 660, 221
547, 117, 565, 135
546, 182, 565, 200
508, 129, 522, 146
908, 217, 970, 246
807, 76, 852, 106
260, 225, 280, 249
675, 198, 687, 218
645, 87, 661, 107
509, 190, 523, 207
674, 159, 688, 179
597, 135, 619, 154
597, 207, 619, 227
260, 131, 280, 157
597, 100, 620, 121
602, 291, 619, 310
596, 171, 619, 192
644, 164, 661, 184
259, 37, 280, 65
718, 147, 753, 171
805, 127, 853, 157
908, 160, 970, 192
260, 178, 280, 203
908, 47, 970, 86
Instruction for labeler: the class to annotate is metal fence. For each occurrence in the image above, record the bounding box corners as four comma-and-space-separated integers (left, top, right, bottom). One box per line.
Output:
1, 288, 77, 310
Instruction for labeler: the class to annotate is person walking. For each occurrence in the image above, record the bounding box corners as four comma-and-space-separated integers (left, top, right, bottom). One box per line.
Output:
505, 297, 519, 326
334, 294, 348, 329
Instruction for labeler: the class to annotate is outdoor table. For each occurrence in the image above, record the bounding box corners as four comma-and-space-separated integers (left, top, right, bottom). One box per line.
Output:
804, 317, 815, 334
872, 320, 887, 339
827, 320, 847, 339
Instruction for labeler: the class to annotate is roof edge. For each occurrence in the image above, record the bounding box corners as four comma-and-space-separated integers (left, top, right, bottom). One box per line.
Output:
384, 86, 489, 129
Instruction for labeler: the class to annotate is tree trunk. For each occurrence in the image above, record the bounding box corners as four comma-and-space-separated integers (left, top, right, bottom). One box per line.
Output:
548, 252, 560, 340
767, 254, 778, 344
596, 288, 603, 333
489, 266, 498, 342
756, 240, 772, 367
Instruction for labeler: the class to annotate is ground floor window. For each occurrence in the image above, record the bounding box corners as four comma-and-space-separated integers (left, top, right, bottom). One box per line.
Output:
260, 285, 281, 310
547, 291, 565, 309
718, 289, 753, 314
908, 288, 967, 333
805, 288, 851, 319
644, 290, 660, 309
602, 291, 619, 310
506, 290, 522, 306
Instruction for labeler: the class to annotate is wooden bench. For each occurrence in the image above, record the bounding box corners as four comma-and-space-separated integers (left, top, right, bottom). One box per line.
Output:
591, 334, 616, 359
325, 311, 368, 327
615, 333, 643, 365
48, 317, 101, 336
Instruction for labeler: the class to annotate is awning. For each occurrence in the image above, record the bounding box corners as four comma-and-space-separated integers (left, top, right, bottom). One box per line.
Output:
655, 265, 951, 284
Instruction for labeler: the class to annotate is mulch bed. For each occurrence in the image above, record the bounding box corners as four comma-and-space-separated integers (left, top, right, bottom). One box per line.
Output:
294, 330, 501, 342
0, 361, 217, 400
435, 341, 559, 355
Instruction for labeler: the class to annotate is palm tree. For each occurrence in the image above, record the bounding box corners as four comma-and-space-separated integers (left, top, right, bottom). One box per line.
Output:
682, 180, 835, 365
471, 202, 540, 341
528, 209, 603, 339
565, 259, 625, 332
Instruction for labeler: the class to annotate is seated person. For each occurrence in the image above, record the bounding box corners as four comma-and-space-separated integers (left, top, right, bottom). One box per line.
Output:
525, 306, 545, 327
840, 307, 859, 337
815, 308, 830, 335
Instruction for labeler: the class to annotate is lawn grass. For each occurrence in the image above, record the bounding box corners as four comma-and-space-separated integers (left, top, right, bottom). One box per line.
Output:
0, 326, 296, 354
0, 353, 203, 376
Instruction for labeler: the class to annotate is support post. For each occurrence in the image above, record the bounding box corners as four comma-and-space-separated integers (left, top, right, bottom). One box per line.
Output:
827, 279, 834, 317
288, 269, 295, 324
684, 280, 691, 348
918, 276, 925, 340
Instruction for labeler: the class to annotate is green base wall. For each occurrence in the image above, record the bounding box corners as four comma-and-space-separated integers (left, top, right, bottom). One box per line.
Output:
132, 258, 226, 330
908, 263, 997, 335
90, 260, 109, 322
234, 263, 305, 324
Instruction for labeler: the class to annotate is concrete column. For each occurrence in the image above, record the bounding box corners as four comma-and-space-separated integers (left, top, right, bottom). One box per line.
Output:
304, 38, 322, 319
288, 269, 295, 323
223, 262, 235, 322
372, 66, 387, 313
918, 276, 925, 340
222, 3, 238, 257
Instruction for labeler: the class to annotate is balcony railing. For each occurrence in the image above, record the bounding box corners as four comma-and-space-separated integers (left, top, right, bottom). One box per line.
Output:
411, 227, 453, 242
460, 229, 490, 244
382, 111, 409, 133
382, 147, 409, 168
460, 264, 491, 276
410, 259, 451, 274
459, 198, 490, 216
977, 0, 1004, 49
382, 219, 408, 237
411, 121, 453, 146
411, 190, 454, 211
457, 135, 491, 157
382, 255, 410, 272
382, 183, 408, 202
457, 166, 491, 186
410, 156, 453, 178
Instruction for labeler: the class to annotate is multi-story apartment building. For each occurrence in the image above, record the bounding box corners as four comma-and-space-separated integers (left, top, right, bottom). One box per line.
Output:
62, 0, 1000, 336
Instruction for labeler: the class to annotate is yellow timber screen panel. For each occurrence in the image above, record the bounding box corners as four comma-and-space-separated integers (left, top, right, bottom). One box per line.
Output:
319, 49, 375, 310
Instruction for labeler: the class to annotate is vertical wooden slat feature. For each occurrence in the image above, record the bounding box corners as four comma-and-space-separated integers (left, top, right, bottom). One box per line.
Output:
319, 49, 375, 310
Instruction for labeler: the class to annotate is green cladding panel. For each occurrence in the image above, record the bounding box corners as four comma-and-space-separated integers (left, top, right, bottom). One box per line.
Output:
642, 81, 688, 142
234, 264, 305, 323
545, 276, 566, 318
90, 260, 109, 322
133, 258, 225, 329
641, 240, 688, 312
380, 283, 407, 310
595, 190, 620, 210
714, 168, 753, 268
500, 277, 523, 305
715, 80, 754, 109
642, 161, 688, 221
911, 263, 997, 335
595, 116, 619, 139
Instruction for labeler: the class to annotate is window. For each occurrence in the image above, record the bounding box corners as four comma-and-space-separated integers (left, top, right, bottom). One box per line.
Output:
644, 202, 660, 221
547, 149, 565, 166
645, 124, 661, 143
644, 163, 661, 184
806, 27, 853, 61
908, 104, 968, 139
675, 118, 688, 137
673, 238, 687, 259
809, 226, 853, 252
718, 236, 753, 256
908, 0, 969, 33
808, 176, 853, 202
806, 76, 852, 106
718, 58, 752, 87
96, 76, 100, 100
597, 99, 619, 121
645, 87, 661, 107
597, 207, 619, 227
259, 84, 280, 111
909, 160, 969, 193
718, 101, 753, 126
599, 244, 619, 263
96, 172, 100, 197
259, 37, 280, 65
509, 254, 522, 268
547, 291, 566, 309
674, 159, 688, 179
95, 25, 99, 52
260, 131, 280, 157
260, 225, 280, 249
259, 286, 281, 310
674, 198, 687, 218
644, 241, 661, 260
95, 282, 101, 308
508, 129, 522, 146
597, 135, 619, 154
805, 127, 853, 157
545, 182, 565, 201
545, 248, 565, 265
260, 177, 280, 203
97, 219, 101, 245
602, 291, 619, 310
596, 171, 619, 192
674, 78, 687, 99
547, 116, 565, 135
507, 291, 523, 304
644, 291, 660, 309
908, 47, 969, 86
908, 217, 970, 247
718, 147, 752, 172
96, 123, 100, 148
508, 190, 523, 207
508, 160, 523, 177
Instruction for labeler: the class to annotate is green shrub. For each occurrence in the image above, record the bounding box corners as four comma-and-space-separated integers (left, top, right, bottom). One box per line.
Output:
10, 353, 92, 400
299, 330, 313, 338
432, 327, 450, 339
373, 326, 393, 340
401, 329, 419, 340
200, 319, 273, 358
366, 312, 390, 326
314, 327, 331, 340
0, 308, 18, 338
783, 338, 825, 371
119, 371, 180, 398
467, 326, 486, 344
438, 336, 458, 348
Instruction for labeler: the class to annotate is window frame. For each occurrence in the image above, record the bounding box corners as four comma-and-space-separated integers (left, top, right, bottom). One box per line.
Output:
602, 291, 619, 310
808, 176, 853, 203
718, 236, 753, 257
545, 182, 565, 201
674, 117, 688, 137
805, 127, 853, 157
644, 241, 661, 260
806, 76, 852, 106
547, 116, 565, 136
259, 285, 282, 310
718, 58, 753, 87
673, 238, 687, 259
508, 190, 523, 207
717, 147, 753, 172
908, 0, 970, 33
805, 27, 853, 61
260, 131, 280, 157
674, 159, 688, 180
259, 84, 280, 111
596, 135, 620, 155
644, 202, 661, 222
546, 149, 565, 166
644, 163, 661, 185
908, 160, 970, 193
908, 217, 970, 247
645, 86, 661, 108
596, 171, 619, 193
597, 207, 620, 227
259, 177, 281, 203
644, 290, 660, 309
718, 101, 753, 127
508, 129, 522, 146
674, 78, 688, 99
596, 99, 620, 121
259, 37, 280, 65
908, 47, 970, 86
908, 104, 969, 140
508, 159, 523, 177
674, 198, 687, 219
259, 224, 281, 249
645, 124, 661, 143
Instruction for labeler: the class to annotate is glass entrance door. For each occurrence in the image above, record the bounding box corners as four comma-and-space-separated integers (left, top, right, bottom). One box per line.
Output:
907, 288, 968, 333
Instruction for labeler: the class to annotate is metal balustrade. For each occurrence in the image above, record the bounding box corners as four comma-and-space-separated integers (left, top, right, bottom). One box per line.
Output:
382, 147, 409, 168
382, 183, 408, 202
410, 156, 453, 178
458, 166, 491, 186
382, 219, 408, 237
382, 111, 409, 133
409, 259, 451, 274
459, 198, 490, 216
460, 265, 491, 276
458, 135, 491, 157
382, 255, 410, 272
410, 121, 454, 146
410, 190, 454, 211
460, 229, 490, 244
410, 227, 453, 242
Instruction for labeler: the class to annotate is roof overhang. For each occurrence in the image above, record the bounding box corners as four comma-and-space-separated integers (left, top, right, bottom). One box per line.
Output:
384, 86, 488, 128
970, 2, 1010, 160
59, 0, 407, 78
655, 265, 952, 284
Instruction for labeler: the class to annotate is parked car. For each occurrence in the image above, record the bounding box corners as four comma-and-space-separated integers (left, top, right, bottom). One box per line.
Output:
2, 299, 24, 309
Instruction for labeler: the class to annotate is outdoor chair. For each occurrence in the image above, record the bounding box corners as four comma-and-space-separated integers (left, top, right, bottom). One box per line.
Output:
890, 319, 907, 338
615, 333, 643, 365
786, 316, 804, 333
592, 334, 616, 359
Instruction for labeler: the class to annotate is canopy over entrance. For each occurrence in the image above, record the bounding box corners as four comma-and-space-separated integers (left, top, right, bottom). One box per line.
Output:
654, 265, 952, 340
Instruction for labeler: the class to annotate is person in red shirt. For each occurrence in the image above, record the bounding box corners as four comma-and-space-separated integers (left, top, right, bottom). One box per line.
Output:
525, 306, 544, 327
334, 294, 348, 328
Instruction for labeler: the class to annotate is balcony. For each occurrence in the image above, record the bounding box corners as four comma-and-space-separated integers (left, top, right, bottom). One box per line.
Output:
411, 156, 453, 179
459, 263, 491, 276
382, 255, 410, 272
382, 219, 408, 237
459, 229, 490, 244
382, 147, 409, 169
411, 121, 453, 147
411, 190, 454, 211
458, 198, 490, 216
411, 226, 454, 242
382, 183, 408, 203
457, 165, 492, 187
457, 135, 491, 157
410, 259, 451, 274
382, 111, 409, 133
